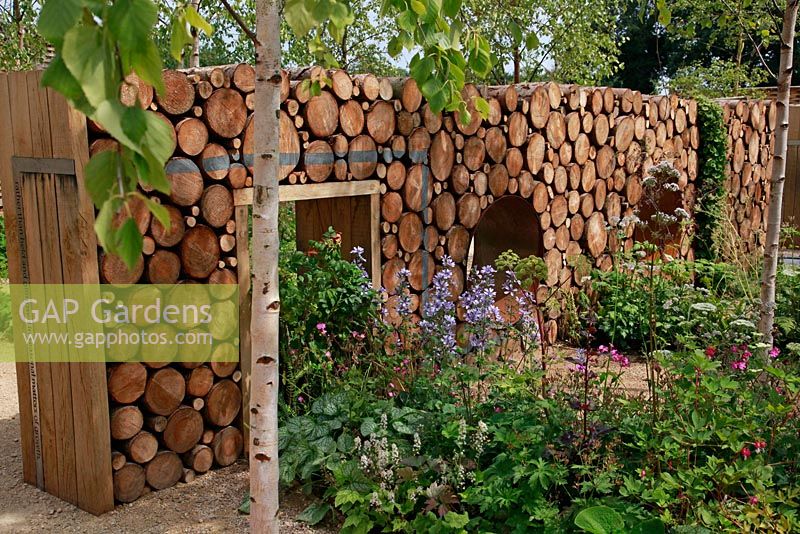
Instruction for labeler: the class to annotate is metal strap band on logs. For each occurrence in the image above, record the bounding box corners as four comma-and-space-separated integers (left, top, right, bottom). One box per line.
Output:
11, 155, 77, 490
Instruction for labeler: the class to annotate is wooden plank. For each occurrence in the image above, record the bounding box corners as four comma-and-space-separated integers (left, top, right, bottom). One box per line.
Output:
28, 69, 80, 506
26, 174, 60, 497
370, 192, 380, 289
47, 85, 114, 515
235, 205, 252, 454
23, 69, 65, 502
0, 73, 37, 487
10, 71, 54, 495
233, 180, 381, 205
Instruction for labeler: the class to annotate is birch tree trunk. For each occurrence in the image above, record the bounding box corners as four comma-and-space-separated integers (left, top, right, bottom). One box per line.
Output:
190, 0, 201, 68
759, 0, 799, 345
250, 0, 281, 531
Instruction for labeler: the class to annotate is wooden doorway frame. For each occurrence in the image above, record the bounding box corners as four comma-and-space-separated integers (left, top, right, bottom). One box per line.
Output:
233, 180, 381, 450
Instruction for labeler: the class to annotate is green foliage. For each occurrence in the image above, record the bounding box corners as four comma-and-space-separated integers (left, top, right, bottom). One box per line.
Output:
465, 0, 622, 84
495, 249, 547, 288
283, 0, 493, 116
0, 216, 7, 280
0, 284, 11, 342
281, 0, 404, 76
279, 230, 383, 415
668, 59, 770, 98
592, 253, 760, 352
694, 96, 727, 260
37, 0, 211, 268
775, 265, 800, 352
0, 0, 49, 70
274, 241, 800, 532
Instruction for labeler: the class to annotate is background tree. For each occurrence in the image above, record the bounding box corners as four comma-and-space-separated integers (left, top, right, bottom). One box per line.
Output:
281, 0, 404, 76
464, 0, 622, 84
0, 0, 48, 70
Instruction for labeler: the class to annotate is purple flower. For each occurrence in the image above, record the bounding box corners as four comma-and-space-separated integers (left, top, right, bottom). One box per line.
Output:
461, 265, 502, 351
316, 322, 327, 335
419, 257, 458, 360
769, 346, 780, 359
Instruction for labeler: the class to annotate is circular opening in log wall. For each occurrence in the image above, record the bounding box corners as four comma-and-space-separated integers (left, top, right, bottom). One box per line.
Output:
467, 196, 543, 298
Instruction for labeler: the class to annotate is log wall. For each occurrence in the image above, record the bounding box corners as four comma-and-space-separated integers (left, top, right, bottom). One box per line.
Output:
86, 65, 776, 504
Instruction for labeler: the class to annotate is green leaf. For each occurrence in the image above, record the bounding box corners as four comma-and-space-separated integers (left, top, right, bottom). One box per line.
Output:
574, 506, 624, 534
169, 15, 192, 62
115, 218, 143, 269
85, 150, 119, 206
184, 5, 213, 35
127, 40, 165, 96
297, 502, 331, 525
525, 32, 540, 51
509, 20, 522, 46
396, 10, 416, 33
388, 36, 403, 57
360, 418, 377, 436
238, 491, 251, 514
410, 55, 435, 86
94, 198, 119, 251
142, 195, 170, 228
442, 0, 462, 18
410, 0, 427, 15
285, 0, 316, 36
40, 56, 91, 113
61, 24, 117, 108
474, 96, 490, 118
142, 111, 175, 163
630, 518, 665, 534
121, 106, 147, 144
329, 2, 354, 27
37, 0, 82, 46
108, 0, 158, 49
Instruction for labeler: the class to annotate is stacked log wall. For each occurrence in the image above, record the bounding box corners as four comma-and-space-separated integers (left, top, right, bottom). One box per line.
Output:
88, 66, 776, 503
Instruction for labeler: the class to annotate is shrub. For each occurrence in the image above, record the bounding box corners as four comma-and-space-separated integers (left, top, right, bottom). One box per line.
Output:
274, 248, 800, 532
279, 229, 383, 416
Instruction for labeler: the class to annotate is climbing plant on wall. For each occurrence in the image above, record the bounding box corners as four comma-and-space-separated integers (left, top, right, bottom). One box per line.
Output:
693, 96, 727, 260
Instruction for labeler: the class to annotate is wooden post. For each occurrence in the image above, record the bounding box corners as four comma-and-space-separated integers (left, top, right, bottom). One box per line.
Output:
0, 71, 113, 515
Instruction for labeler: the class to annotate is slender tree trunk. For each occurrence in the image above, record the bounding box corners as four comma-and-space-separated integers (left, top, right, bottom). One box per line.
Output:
733, 0, 744, 94
513, 46, 520, 84
759, 0, 799, 345
251, 0, 281, 531
190, 0, 201, 68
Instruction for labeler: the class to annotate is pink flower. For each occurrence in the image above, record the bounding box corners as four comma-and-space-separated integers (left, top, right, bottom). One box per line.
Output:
741, 447, 751, 459
388, 391, 395, 398
705, 346, 716, 358
754, 440, 767, 453
731, 360, 747, 371
297, 395, 305, 403
598, 345, 609, 353
770, 346, 781, 359
351, 331, 366, 340
316, 323, 327, 335
639, 469, 646, 479
749, 496, 759, 505
742, 350, 752, 361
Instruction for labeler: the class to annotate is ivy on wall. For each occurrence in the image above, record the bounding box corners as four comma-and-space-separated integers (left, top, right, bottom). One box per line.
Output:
693, 96, 728, 260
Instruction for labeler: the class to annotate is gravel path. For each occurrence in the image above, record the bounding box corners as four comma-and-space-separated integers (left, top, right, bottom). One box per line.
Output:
0, 363, 337, 533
